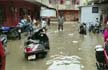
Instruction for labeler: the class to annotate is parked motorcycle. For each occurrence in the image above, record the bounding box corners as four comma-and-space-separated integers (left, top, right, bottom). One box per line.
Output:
0, 35, 7, 48
24, 28, 50, 60
89, 24, 94, 32
93, 24, 100, 33
0, 26, 21, 39
89, 24, 100, 34
17, 20, 31, 33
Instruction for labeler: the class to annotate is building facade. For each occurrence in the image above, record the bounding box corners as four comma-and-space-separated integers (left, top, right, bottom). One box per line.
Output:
88, 0, 108, 24
0, 0, 54, 26
36, 0, 80, 21
0, 0, 40, 26
79, 0, 108, 24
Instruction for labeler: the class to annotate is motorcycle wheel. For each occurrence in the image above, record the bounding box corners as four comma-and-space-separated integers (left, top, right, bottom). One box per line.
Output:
37, 52, 47, 58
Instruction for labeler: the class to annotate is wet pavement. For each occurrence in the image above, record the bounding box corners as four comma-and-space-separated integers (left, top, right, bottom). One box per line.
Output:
6, 22, 104, 70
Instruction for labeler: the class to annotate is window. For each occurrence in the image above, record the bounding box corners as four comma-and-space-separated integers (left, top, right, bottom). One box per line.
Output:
92, 7, 99, 13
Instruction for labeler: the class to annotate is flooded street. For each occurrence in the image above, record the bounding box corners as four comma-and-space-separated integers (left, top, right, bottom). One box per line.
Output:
6, 22, 104, 70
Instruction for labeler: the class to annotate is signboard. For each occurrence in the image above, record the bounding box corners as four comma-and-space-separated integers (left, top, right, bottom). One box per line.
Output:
40, 9, 56, 17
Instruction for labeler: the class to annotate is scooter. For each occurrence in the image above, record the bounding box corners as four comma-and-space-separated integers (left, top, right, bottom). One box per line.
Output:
95, 44, 108, 70
24, 28, 50, 60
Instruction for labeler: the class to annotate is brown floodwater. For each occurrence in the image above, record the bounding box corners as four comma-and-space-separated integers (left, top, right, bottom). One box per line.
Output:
6, 22, 104, 70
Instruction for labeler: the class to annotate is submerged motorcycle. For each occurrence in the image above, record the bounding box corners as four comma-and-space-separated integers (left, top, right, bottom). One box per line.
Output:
24, 28, 50, 60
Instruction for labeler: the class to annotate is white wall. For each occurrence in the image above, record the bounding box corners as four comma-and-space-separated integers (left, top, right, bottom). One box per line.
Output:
40, 8, 56, 17
80, 6, 100, 27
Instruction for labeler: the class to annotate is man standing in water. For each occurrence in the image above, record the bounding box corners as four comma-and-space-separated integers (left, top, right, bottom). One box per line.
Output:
58, 14, 64, 31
